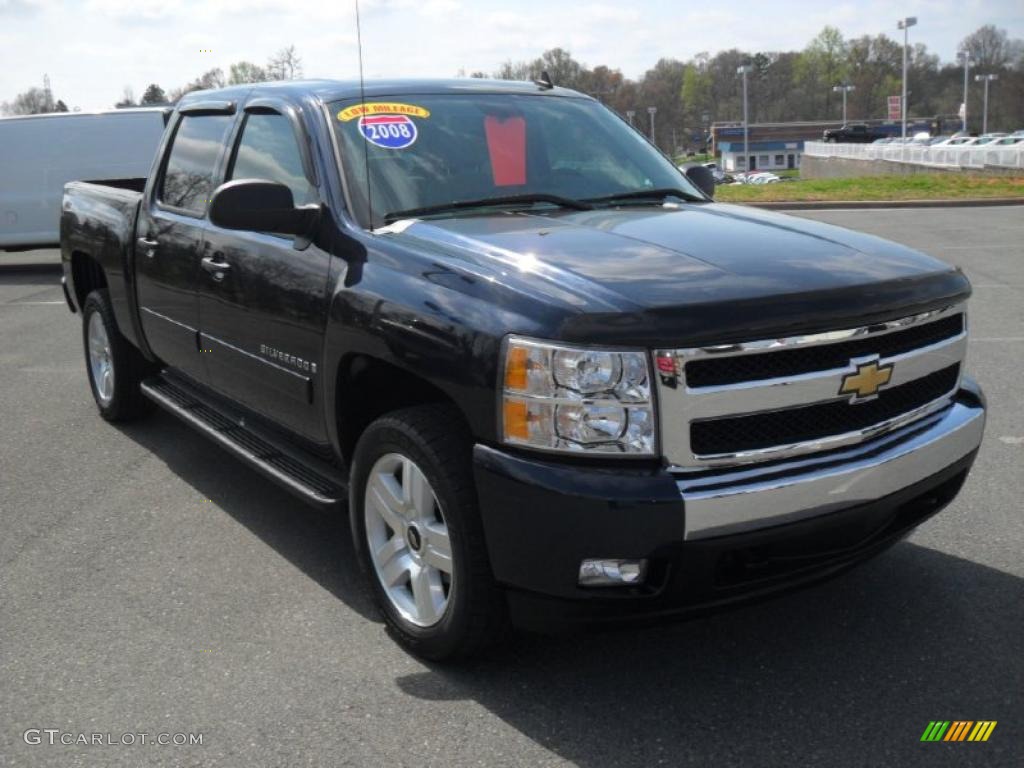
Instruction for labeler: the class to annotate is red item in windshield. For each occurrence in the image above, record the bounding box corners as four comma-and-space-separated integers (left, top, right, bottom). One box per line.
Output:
484, 115, 526, 186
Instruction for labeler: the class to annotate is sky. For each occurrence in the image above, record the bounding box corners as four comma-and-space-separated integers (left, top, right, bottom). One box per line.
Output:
1, 0, 1021, 110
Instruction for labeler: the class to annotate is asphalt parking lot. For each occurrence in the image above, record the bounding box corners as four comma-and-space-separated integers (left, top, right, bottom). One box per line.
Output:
1, 207, 1021, 767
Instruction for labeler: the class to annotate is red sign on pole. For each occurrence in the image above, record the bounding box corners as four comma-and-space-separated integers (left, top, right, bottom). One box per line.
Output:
888, 95, 901, 121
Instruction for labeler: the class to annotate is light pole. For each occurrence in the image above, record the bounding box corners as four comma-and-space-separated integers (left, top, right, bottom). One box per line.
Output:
957, 50, 972, 132
625, 109, 635, 128
897, 16, 917, 144
974, 74, 998, 134
737, 64, 752, 172
646, 106, 657, 146
832, 84, 855, 124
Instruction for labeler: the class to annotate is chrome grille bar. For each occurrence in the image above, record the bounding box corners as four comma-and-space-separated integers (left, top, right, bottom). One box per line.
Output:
656, 303, 966, 469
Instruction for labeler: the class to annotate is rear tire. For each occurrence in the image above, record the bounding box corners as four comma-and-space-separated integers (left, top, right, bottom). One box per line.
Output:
350, 404, 507, 660
82, 289, 154, 422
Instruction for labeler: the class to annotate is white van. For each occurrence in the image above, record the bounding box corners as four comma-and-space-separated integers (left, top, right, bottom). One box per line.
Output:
0, 108, 167, 250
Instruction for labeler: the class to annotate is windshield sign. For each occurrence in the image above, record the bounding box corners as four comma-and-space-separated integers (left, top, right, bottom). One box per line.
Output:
331, 94, 702, 228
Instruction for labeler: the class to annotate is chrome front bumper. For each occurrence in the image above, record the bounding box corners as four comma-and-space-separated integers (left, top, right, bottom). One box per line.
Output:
677, 394, 985, 540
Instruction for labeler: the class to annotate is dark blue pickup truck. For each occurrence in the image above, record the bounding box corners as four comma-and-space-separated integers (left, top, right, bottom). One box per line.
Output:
61, 79, 985, 659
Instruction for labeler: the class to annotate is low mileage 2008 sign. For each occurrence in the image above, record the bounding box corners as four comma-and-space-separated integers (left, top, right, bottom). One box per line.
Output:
337, 101, 430, 150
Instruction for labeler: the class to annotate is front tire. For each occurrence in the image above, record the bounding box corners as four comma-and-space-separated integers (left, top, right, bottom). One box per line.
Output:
82, 289, 154, 422
350, 404, 507, 660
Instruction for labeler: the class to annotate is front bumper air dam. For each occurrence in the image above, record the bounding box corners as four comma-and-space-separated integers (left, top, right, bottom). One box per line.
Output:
472, 384, 985, 630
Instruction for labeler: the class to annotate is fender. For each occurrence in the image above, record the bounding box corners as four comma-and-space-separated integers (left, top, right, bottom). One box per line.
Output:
320, 232, 555, 463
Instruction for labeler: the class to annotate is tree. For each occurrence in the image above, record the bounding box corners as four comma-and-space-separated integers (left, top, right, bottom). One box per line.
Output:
531, 48, 583, 88
229, 62, 267, 85
495, 60, 532, 80
140, 84, 168, 105
798, 26, 848, 118
169, 68, 226, 102
54, 99, 68, 112
637, 58, 687, 151
115, 86, 136, 108
960, 25, 1021, 70
1, 86, 54, 115
577, 64, 626, 104
266, 45, 303, 80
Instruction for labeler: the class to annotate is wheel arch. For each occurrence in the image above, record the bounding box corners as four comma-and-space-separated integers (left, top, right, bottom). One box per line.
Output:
70, 250, 108, 310
333, 353, 469, 467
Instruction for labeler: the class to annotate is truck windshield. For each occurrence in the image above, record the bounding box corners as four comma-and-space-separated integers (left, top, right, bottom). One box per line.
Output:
330, 94, 703, 229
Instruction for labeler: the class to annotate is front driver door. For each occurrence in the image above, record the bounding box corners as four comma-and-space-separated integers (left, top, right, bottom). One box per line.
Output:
198, 102, 331, 443
135, 106, 235, 381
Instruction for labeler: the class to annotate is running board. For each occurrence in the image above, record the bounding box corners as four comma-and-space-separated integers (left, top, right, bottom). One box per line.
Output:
141, 376, 347, 508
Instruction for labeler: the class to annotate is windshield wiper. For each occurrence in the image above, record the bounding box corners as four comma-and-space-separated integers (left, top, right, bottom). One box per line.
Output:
383, 193, 592, 223
583, 187, 705, 205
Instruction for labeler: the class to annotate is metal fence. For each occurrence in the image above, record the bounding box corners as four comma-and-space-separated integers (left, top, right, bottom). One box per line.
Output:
804, 140, 1024, 171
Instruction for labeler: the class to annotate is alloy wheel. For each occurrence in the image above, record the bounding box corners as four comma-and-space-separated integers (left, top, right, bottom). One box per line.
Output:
364, 453, 453, 627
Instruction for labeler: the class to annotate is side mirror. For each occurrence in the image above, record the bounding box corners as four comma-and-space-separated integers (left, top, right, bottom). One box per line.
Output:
684, 165, 716, 199
209, 179, 317, 236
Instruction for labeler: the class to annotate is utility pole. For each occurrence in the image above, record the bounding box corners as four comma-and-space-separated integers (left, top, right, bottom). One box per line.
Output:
625, 109, 635, 128
832, 84, 855, 124
897, 16, 917, 149
43, 73, 54, 112
957, 50, 972, 132
974, 74, 998, 134
736, 65, 752, 172
646, 105, 657, 146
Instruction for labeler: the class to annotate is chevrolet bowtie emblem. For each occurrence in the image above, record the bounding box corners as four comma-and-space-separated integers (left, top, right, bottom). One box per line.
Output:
839, 358, 894, 402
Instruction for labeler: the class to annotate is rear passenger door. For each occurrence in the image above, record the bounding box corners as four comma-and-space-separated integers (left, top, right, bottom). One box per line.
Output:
136, 104, 235, 382
199, 101, 331, 443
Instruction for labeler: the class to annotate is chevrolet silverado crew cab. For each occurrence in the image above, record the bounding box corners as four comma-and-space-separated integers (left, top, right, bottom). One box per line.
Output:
61, 80, 985, 659
822, 123, 886, 143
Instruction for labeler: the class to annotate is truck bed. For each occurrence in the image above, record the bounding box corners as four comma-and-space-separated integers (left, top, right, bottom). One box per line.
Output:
61, 180, 144, 346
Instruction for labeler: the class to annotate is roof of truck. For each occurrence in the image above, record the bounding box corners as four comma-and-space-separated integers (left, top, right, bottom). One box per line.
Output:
177, 78, 588, 106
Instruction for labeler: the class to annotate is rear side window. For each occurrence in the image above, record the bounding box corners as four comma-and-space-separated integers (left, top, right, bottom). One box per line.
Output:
159, 114, 233, 214
228, 113, 316, 206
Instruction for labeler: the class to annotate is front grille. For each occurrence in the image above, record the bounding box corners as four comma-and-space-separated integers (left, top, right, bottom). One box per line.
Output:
690, 364, 959, 456
685, 313, 963, 388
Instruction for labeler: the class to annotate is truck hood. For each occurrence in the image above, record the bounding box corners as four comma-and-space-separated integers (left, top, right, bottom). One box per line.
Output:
384, 202, 970, 345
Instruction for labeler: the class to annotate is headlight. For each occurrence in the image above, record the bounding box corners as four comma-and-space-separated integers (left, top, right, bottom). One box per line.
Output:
500, 336, 656, 456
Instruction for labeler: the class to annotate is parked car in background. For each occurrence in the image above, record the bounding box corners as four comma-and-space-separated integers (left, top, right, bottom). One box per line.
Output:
0, 108, 168, 251
972, 133, 1008, 146
730, 171, 781, 185
823, 124, 886, 143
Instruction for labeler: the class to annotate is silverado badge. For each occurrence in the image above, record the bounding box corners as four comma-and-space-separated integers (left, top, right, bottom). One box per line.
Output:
840, 357, 894, 402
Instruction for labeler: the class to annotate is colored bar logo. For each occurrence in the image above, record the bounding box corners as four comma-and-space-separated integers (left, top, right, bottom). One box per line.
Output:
920, 721, 997, 742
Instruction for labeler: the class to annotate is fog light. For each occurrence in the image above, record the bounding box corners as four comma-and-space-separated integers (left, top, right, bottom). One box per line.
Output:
578, 559, 648, 587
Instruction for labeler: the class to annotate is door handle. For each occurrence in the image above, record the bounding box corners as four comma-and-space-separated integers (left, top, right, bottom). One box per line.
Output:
137, 236, 158, 258
201, 256, 232, 280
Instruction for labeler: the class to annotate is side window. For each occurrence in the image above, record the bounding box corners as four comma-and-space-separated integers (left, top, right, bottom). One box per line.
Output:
159, 115, 233, 214
228, 112, 316, 206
